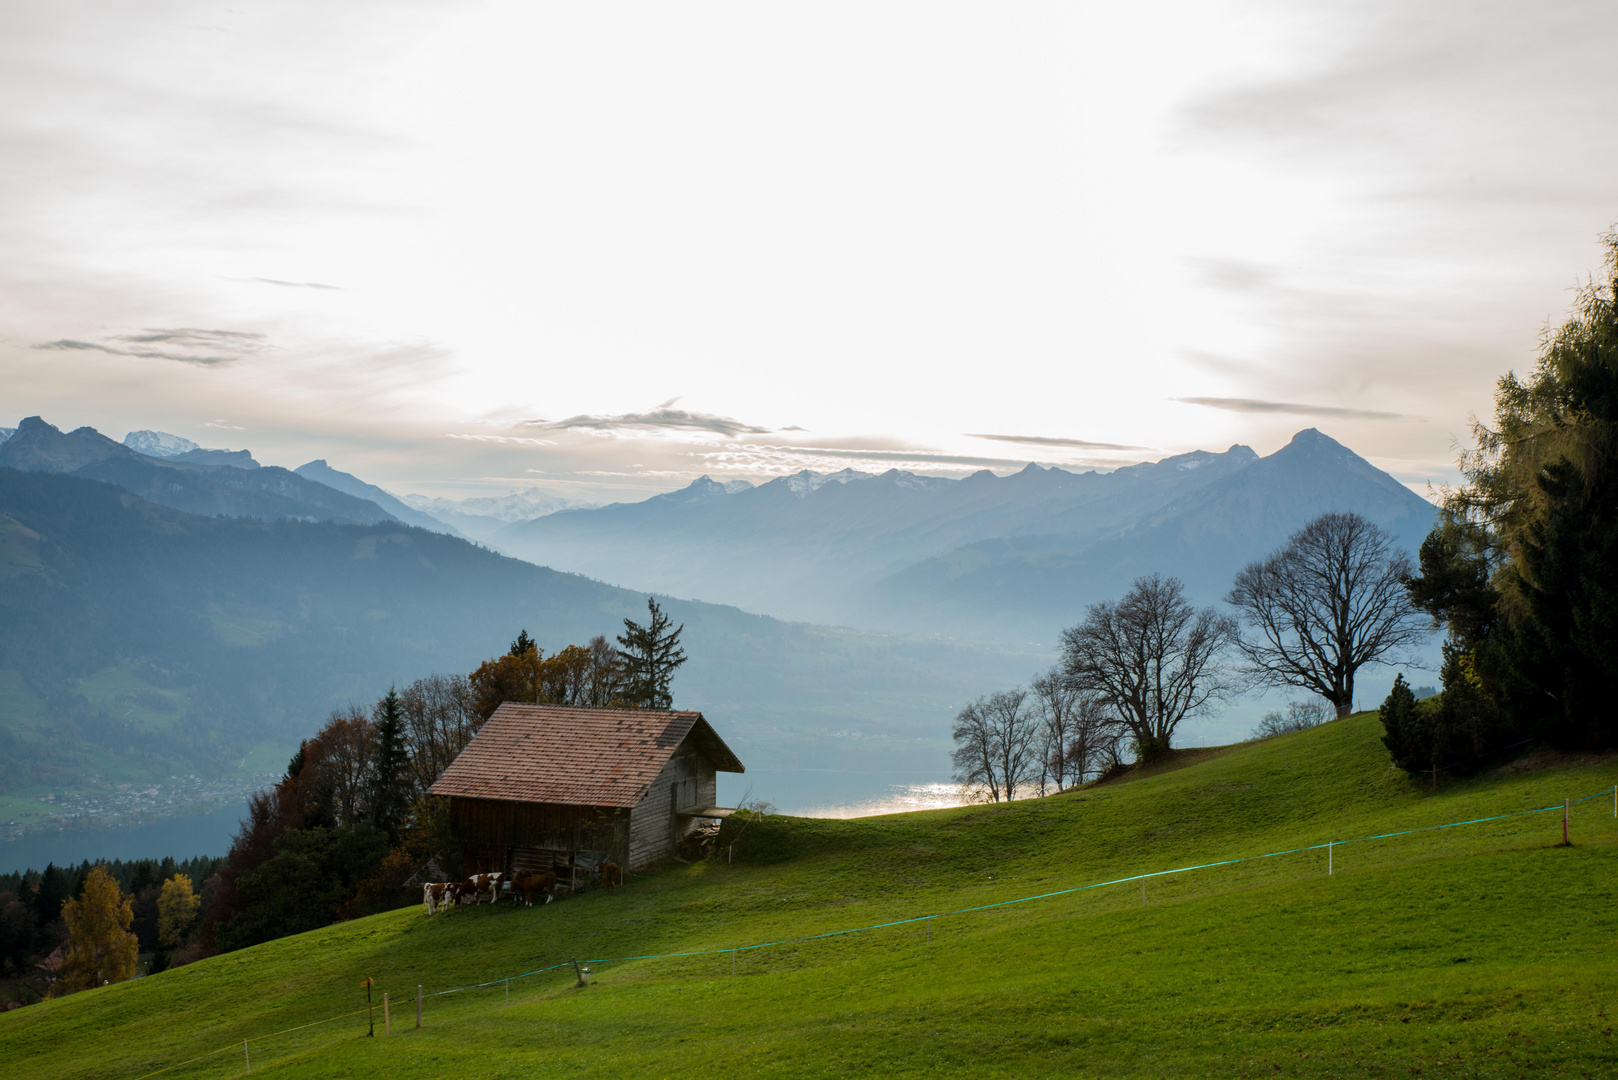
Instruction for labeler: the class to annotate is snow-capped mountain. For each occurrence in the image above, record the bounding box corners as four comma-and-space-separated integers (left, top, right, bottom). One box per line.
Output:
123, 430, 200, 457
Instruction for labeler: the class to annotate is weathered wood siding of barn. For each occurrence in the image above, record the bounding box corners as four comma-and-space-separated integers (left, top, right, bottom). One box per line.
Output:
625, 749, 717, 868
450, 796, 628, 875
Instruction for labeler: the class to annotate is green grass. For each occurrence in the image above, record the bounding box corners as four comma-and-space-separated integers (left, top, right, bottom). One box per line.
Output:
75, 667, 190, 734
4, 713, 1616, 1078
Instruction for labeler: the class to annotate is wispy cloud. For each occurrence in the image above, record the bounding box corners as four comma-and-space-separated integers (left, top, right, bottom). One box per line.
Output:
446, 433, 556, 446
696, 443, 1127, 473
521, 405, 774, 438
33, 328, 268, 367
248, 277, 342, 290
1174, 397, 1420, 422
967, 432, 1150, 451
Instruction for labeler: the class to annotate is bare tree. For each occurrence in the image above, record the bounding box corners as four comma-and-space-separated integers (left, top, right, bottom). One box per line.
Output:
951, 698, 1000, 802
1251, 699, 1332, 739
1030, 669, 1119, 792
1226, 512, 1428, 718
951, 690, 1041, 801
1064, 691, 1122, 785
984, 689, 1040, 799
1060, 574, 1240, 761
399, 673, 477, 797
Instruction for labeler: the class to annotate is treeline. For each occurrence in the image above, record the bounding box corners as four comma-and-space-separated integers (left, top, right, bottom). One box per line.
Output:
0, 855, 223, 1005
1381, 230, 1618, 769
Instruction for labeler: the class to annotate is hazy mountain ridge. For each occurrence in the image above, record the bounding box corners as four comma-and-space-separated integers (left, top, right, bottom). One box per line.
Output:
874, 430, 1436, 635
294, 459, 460, 536
0, 417, 400, 527
0, 467, 1033, 797
493, 441, 1288, 629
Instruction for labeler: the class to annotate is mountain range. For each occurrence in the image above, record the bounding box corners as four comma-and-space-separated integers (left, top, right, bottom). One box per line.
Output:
494, 429, 1436, 640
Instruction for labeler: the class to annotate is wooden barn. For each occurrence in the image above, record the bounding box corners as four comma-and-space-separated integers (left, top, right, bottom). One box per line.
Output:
428, 704, 745, 882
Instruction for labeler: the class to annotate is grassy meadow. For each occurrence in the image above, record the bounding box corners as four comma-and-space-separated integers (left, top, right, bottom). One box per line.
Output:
2, 712, 1615, 1078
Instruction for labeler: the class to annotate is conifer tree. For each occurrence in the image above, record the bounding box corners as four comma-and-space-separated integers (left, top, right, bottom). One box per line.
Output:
616, 598, 687, 709
370, 687, 411, 844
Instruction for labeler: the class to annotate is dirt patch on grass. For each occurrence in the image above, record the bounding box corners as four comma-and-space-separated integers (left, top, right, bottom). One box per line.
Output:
1084, 742, 1253, 789
1493, 745, 1618, 777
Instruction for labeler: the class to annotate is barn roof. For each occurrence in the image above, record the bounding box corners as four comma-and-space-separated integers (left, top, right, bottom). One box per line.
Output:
428, 704, 744, 808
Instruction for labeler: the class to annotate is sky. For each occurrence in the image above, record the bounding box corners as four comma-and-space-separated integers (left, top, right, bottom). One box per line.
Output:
4, 0, 1617, 504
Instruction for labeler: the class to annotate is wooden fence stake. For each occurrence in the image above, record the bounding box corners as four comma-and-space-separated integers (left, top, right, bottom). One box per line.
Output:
416, 984, 422, 1029
505, 978, 510, 1006
732, 948, 737, 975
383, 993, 390, 1035
1328, 841, 1333, 876
927, 916, 931, 946
244, 1038, 250, 1073
1563, 798, 1570, 844
1141, 878, 1145, 906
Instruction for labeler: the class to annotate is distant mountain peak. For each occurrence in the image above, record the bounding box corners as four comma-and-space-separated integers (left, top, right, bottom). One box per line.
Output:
784, 468, 872, 497
124, 430, 200, 458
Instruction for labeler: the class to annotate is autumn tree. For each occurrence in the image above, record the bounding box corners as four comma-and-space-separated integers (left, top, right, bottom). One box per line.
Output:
56, 867, 137, 993
617, 599, 687, 709
468, 645, 544, 722
399, 672, 477, 796
157, 874, 199, 949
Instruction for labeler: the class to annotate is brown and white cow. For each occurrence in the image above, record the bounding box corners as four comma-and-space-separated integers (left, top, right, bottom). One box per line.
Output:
423, 882, 465, 914
601, 862, 622, 894
510, 870, 557, 907
461, 872, 504, 904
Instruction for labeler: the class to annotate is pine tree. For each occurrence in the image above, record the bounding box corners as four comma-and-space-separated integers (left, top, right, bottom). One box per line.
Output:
510, 628, 537, 658
370, 687, 411, 844
616, 598, 687, 709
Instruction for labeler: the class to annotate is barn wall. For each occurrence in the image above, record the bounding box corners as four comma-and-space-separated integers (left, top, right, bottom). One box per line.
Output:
625, 747, 722, 869
450, 797, 627, 876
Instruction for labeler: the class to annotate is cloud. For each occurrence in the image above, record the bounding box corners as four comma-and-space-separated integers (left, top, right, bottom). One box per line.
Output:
1174, 397, 1420, 422
521, 406, 774, 438
33, 327, 268, 367
967, 433, 1151, 451
248, 277, 343, 290
695, 443, 1129, 473
204, 420, 245, 430
445, 433, 556, 447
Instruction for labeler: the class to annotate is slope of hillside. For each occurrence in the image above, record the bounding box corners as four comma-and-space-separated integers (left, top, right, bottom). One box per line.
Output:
4, 714, 1613, 1078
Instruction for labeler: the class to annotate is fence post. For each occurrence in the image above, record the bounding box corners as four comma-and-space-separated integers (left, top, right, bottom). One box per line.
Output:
384, 992, 390, 1036
505, 978, 510, 1006
244, 1038, 250, 1073
1328, 841, 1333, 877
416, 984, 422, 1029
1141, 878, 1146, 906
1564, 797, 1570, 844
927, 916, 931, 946
732, 948, 737, 975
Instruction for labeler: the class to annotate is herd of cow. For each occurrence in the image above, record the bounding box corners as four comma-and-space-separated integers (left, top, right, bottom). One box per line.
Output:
421, 863, 623, 915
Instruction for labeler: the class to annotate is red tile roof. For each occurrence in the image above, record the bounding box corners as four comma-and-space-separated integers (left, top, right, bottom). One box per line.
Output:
428, 704, 744, 808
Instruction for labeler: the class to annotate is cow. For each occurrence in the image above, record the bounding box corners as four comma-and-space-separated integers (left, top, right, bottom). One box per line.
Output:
511, 870, 557, 907
601, 861, 622, 894
461, 872, 504, 904
422, 882, 451, 915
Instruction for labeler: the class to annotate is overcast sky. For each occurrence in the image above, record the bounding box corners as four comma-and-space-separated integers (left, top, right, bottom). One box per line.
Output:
4, 0, 1616, 502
